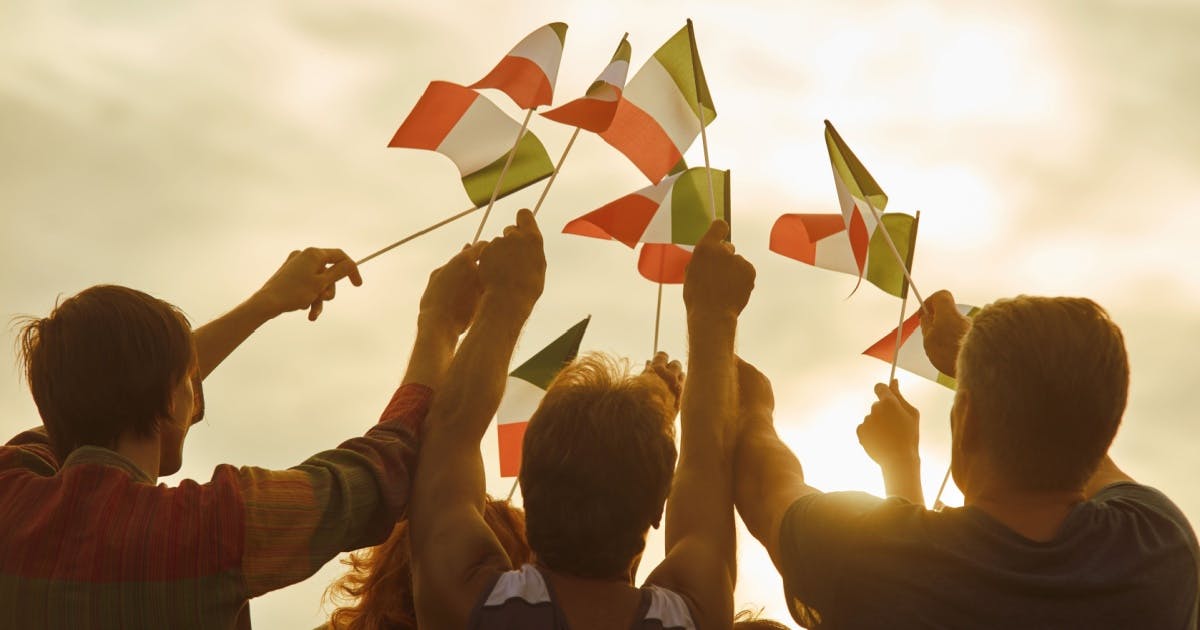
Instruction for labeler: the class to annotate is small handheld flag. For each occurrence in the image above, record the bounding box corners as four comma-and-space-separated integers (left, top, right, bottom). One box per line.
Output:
862, 304, 979, 389
471, 23, 568, 110
770, 212, 917, 298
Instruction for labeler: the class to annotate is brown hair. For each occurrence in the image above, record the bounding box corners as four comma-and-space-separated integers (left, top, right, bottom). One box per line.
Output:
16, 285, 195, 459
957, 296, 1129, 492
733, 609, 790, 629
520, 353, 678, 580
325, 498, 530, 629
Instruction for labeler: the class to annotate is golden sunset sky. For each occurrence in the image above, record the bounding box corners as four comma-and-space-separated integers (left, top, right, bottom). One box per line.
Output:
2, 1, 1198, 626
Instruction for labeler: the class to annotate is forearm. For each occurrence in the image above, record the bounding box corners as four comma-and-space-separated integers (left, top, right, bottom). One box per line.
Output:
734, 419, 813, 567
401, 319, 459, 389
880, 457, 924, 505
192, 296, 277, 379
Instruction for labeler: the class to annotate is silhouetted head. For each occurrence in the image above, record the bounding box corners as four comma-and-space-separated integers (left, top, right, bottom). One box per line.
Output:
951, 296, 1129, 495
325, 498, 530, 629
733, 609, 790, 629
17, 285, 202, 475
519, 353, 678, 581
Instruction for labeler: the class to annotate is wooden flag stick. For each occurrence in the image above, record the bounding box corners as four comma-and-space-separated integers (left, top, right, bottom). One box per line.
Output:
506, 476, 520, 502
685, 19, 720, 231
532, 126, 581, 217
888, 211, 922, 381
932, 464, 953, 511
652, 281, 664, 354
861, 197, 925, 308
356, 204, 481, 266
473, 108, 535, 244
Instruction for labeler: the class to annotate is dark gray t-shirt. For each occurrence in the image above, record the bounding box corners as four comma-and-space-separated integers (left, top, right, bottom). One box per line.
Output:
779, 483, 1199, 629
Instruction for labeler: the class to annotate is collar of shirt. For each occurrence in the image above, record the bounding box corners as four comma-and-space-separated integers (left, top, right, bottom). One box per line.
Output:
61, 446, 155, 485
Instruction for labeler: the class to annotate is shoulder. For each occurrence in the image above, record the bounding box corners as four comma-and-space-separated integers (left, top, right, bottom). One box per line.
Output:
1087, 482, 1199, 552
641, 584, 698, 630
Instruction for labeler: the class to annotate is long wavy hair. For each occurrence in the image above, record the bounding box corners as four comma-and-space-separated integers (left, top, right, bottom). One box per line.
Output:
325, 497, 531, 629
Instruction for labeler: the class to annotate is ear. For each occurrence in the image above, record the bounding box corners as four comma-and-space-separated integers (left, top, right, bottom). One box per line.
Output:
954, 391, 981, 455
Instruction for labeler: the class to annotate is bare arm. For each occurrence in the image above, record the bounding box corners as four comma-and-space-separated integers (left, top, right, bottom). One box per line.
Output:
858, 381, 924, 505
410, 210, 545, 629
193, 248, 362, 378
646, 221, 751, 627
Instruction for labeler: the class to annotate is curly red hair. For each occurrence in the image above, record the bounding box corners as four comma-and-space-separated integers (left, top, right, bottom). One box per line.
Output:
325, 498, 531, 629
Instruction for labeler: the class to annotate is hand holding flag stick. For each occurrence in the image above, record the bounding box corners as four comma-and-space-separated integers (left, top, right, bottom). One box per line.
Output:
473, 109, 535, 243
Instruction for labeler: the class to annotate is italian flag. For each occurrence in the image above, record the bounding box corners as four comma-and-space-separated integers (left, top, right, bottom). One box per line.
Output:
471, 23, 568, 110
542, 34, 631, 132
562, 167, 730, 248
863, 304, 979, 389
770, 212, 918, 298
495, 316, 591, 477
600, 22, 716, 183
825, 120, 889, 278
388, 81, 554, 207
637, 243, 691, 284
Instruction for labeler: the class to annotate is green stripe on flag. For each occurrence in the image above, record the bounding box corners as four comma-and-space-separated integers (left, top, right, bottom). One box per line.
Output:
615, 36, 632, 63
825, 121, 888, 211
461, 131, 554, 207
653, 24, 717, 126
509, 316, 591, 389
865, 213, 916, 297
548, 22, 568, 44
671, 167, 729, 245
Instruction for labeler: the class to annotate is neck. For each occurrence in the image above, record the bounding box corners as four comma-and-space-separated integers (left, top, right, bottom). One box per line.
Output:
964, 483, 1084, 542
537, 562, 635, 587
113, 433, 161, 483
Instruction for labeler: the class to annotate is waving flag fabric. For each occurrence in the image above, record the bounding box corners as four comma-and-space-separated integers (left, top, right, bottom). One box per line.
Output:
825, 120, 889, 276
638, 243, 692, 284
770, 212, 917, 297
600, 22, 716, 183
388, 81, 554, 207
542, 35, 631, 132
563, 167, 729, 248
471, 23, 568, 110
863, 304, 979, 389
495, 317, 591, 477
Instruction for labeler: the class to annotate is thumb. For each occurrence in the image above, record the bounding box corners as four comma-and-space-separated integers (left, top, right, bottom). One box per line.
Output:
698, 219, 730, 247
889, 379, 915, 412
873, 382, 894, 403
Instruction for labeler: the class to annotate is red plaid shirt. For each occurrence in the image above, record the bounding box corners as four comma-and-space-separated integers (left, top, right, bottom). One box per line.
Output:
0, 383, 431, 629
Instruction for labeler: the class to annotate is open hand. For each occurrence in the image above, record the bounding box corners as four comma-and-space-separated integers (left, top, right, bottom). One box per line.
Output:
642, 351, 685, 414
253, 248, 363, 321
683, 221, 755, 319
857, 380, 920, 469
419, 242, 485, 337
920, 290, 971, 377
478, 209, 546, 313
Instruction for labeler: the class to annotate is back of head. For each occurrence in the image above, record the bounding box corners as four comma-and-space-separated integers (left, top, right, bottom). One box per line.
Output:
17, 285, 194, 459
520, 353, 677, 580
957, 296, 1129, 492
326, 498, 530, 629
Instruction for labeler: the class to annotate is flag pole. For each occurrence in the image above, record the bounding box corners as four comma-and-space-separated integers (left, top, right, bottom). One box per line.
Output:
653, 281, 664, 354
889, 211, 922, 381
532, 126, 580, 217
473, 108, 535, 244
506, 477, 520, 502
932, 465, 952, 511
356, 205, 482, 266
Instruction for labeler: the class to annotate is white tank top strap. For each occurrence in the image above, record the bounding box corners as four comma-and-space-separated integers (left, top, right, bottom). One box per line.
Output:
482, 563, 553, 607
641, 584, 698, 630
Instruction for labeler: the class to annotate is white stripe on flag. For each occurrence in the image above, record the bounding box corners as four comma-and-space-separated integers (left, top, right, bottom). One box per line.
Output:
496, 376, 546, 426
813, 230, 861, 276
595, 60, 630, 89
436, 95, 520, 177
510, 27, 565, 89
640, 173, 683, 244
624, 57, 702, 153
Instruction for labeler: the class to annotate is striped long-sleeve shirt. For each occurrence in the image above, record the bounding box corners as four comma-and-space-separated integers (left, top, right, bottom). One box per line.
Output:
0, 383, 431, 629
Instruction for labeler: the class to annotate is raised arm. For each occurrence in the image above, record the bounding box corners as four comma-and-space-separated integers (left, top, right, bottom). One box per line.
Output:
192, 247, 362, 378
410, 210, 545, 629
857, 381, 924, 505
645, 220, 751, 627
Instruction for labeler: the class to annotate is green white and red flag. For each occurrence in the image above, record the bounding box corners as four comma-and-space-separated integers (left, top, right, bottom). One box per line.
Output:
495, 316, 591, 477
388, 81, 554, 207
562, 167, 729, 248
863, 304, 979, 389
542, 34, 631, 132
600, 22, 716, 183
825, 120, 889, 278
770, 212, 917, 297
471, 23, 568, 110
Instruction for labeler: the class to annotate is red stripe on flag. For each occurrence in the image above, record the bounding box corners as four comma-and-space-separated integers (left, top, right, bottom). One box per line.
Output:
562, 193, 660, 248
388, 81, 478, 149
471, 56, 552, 110
542, 97, 620, 133
600, 98, 684, 183
863, 311, 922, 363
498, 421, 529, 478
769, 214, 848, 265
638, 244, 691, 284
